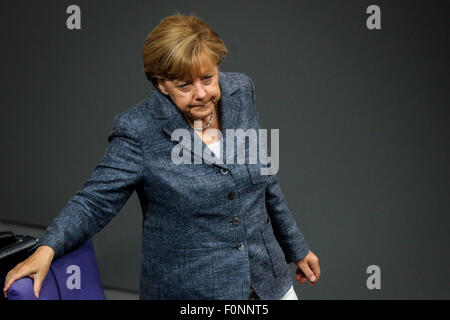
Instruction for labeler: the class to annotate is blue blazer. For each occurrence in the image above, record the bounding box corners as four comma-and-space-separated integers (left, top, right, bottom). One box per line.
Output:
36, 71, 310, 299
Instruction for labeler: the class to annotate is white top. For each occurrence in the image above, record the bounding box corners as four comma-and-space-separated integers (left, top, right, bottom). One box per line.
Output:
206, 139, 222, 160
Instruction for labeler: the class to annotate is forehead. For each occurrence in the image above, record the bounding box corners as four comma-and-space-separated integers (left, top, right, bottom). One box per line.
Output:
173, 66, 217, 83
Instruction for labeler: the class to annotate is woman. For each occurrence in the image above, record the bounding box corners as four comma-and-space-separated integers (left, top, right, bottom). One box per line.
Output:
3, 13, 320, 300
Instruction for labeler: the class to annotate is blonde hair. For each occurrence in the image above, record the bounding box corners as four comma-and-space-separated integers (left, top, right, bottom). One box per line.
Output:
143, 13, 227, 91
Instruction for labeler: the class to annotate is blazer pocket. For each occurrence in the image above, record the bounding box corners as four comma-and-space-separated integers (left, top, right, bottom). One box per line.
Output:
261, 219, 289, 278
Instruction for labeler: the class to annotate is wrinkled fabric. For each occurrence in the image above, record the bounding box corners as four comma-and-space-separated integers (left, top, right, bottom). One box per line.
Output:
34, 71, 310, 299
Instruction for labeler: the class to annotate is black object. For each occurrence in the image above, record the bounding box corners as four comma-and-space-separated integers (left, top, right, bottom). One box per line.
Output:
0, 234, 38, 272
0, 231, 16, 249
228, 191, 237, 200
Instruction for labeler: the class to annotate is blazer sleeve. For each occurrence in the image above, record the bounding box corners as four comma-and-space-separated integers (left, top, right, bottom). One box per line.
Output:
265, 175, 311, 263
247, 74, 310, 264
33, 113, 144, 259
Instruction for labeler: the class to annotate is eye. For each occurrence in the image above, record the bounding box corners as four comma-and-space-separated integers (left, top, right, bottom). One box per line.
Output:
178, 82, 191, 88
202, 75, 213, 83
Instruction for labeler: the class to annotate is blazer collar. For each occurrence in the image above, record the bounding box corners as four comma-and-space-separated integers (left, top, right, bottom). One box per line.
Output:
148, 71, 242, 170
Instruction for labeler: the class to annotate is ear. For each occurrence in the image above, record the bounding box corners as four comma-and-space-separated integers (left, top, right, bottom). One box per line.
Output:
157, 79, 168, 95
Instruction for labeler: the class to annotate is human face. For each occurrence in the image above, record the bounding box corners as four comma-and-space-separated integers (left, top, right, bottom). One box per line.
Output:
157, 65, 221, 122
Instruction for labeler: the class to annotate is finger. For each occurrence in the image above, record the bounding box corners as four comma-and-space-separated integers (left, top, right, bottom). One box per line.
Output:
309, 275, 319, 286
299, 277, 309, 284
309, 260, 321, 281
32, 275, 43, 299
298, 263, 316, 282
295, 269, 310, 284
3, 266, 33, 297
3, 271, 19, 297
295, 273, 306, 282
312, 267, 321, 281
3, 272, 16, 298
3, 273, 9, 298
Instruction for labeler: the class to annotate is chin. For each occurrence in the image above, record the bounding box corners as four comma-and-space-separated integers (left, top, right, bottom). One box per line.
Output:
191, 103, 214, 118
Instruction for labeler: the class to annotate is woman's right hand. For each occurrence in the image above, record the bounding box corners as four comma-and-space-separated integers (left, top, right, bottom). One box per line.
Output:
3, 245, 55, 299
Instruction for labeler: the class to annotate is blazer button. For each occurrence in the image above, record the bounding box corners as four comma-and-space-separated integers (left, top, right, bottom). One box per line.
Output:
227, 192, 236, 200
237, 242, 245, 251
221, 168, 229, 175
232, 217, 241, 226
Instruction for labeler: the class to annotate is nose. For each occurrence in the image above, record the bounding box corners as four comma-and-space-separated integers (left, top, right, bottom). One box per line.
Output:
192, 82, 207, 100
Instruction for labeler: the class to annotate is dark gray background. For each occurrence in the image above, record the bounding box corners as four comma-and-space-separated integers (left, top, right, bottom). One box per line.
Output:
1, 0, 449, 299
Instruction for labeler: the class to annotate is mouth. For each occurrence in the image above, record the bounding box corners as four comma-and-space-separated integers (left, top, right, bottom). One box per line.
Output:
193, 101, 211, 108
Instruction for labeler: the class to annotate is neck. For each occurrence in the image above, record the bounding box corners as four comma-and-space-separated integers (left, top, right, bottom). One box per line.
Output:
186, 105, 218, 130
188, 113, 213, 127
